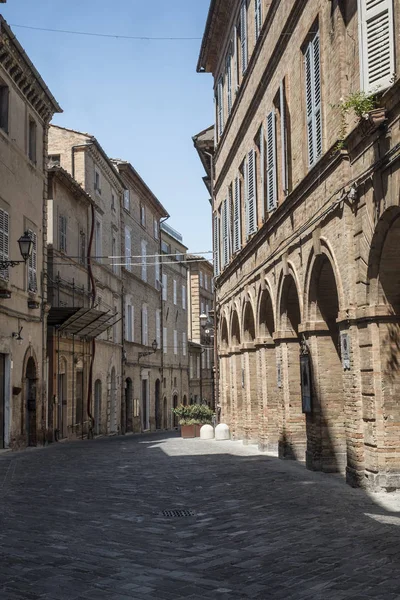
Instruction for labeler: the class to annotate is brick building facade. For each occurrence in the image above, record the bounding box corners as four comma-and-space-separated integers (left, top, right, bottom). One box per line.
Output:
197, 0, 400, 490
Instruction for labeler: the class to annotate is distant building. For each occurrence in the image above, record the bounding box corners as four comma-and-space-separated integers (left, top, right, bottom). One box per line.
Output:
0, 18, 61, 449
160, 222, 189, 427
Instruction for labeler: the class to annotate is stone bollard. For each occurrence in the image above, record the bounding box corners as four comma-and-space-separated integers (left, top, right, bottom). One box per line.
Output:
200, 424, 214, 440
215, 423, 230, 441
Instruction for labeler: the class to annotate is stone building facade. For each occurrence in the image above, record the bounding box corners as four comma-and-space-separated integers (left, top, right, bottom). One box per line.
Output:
112, 160, 168, 433
187, 256, 214, 406
160, 222, 189, 427
48, 126, 125, 437
197, 0, 400, 490
0, 18, 61, 449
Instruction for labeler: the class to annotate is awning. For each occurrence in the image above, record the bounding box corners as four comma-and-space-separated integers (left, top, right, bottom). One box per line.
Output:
48, 307, 119, 340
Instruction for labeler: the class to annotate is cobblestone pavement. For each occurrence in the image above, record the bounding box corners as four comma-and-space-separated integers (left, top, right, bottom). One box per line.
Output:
2, 433, 400, 599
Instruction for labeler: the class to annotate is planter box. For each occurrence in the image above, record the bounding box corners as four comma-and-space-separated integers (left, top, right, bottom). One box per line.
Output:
195, 424, 202, 437
181, 424, 196, 438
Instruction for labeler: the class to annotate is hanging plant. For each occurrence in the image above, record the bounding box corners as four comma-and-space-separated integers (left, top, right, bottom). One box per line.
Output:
333, 91, 385, 151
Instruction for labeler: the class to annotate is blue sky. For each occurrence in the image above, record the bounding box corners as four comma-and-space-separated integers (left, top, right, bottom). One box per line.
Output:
3, 0, 213, 253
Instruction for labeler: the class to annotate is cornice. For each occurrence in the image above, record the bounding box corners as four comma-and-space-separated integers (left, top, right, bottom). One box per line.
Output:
0, 18, 61, 121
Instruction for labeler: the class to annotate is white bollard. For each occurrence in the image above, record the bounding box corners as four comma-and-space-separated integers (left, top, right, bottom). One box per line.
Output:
200, 424, 214, 440
215, 423, 230, 441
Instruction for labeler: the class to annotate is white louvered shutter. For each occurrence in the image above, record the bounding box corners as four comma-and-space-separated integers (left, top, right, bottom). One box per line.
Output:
255, 0, 262, 39
240, 0, 248, 74
233, 176, 242, 253
182, 332, 187, 357
125, 227, 131, 271
259, 125, 265, 220
174, 330, 178, 355
162, 273, 167, 301
213, 213, 220, 276
266, 111, 277, 212
360, 0, 395, 93
305, 32, 322, 167
142, 305, 148, 346
123, 189, 130, 210
141, 240, 147, 281
280, 80, 289, 195
155, 257, 160, 288
163, 327, 167, 354
28, 230, 37, 292
222, 197, 228, 267
182, 285, 186, 310
226, 53, 232, 115
173, 279, 177, 305
0, 209, 9, 280
233, 26, 239, 93
217, 76, 224, 138
156, 309, 161, 347
247, 149, 257, 235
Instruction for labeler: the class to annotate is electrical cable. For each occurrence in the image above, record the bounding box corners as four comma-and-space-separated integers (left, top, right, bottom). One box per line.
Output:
9, 23, 202, 41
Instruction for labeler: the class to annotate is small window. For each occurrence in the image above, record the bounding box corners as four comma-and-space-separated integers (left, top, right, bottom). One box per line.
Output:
154, 218, 159, 240
95, 218, 102, 261
27, 230, 37, 293
59, 215, 67, 252
161, 240, 170, 254
123, 189, 130, 211
48, 154, 60, 167
0, 83, 9, 133
141, 240, 147, 282
79, 231, 86, 266
140, 204, 146, 227
94, 169, 101, 195
28, 118, 37, 163
111, 191, 116, 212
199, 271, 203, 288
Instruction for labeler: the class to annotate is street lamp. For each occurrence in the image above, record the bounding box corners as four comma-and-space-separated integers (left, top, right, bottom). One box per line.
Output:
0, 231, 34, 270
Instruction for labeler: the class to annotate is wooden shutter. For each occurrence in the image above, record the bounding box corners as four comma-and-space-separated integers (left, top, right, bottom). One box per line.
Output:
360, 0, 395, 93
280, 80, 289, 195
259, 125, 265, 220
142, 305, 148, 345
174, 330, 178, 355
155, 257, 160, 287
182, 285, 186, 310
240, 0, 248, 74
305, 32, 322, 167
173, 279, 177, 305
0, 208, 9, 280
266, 111, 277, 212
163, 327, 167, 354
222, 197, 229, 267
255, 0, 262, 39
162, 273, 168, 301
233, 176, 242, 252
233, 26, 239, 92
217, 76, 224, 138
156, 309, 161, 346
213, 213, 220, 276
125, 227, 131, 271
182, 332, 187, 356
226, 53, 232, 115
28, 230, 37, 292
141, 240, 147, 281
247, 149, 257, 235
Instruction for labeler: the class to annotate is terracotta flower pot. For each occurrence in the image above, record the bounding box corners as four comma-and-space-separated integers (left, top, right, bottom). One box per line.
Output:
181, 424, 196, 438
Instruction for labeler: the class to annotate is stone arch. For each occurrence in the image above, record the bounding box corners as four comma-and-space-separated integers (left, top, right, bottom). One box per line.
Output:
257, 282, 275, 339
242, 301, 256, 343
278, 268, 302, 334
305, 250, 346, 473
220, 316, 229, 351
304, 241, 344, 322
230, 310, 241, 347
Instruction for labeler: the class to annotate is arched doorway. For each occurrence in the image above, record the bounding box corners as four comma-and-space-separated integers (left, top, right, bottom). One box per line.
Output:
258, 288, 277, 452
307, 254, 344, 473
26, 357, 37, 446
230, 309, 242, 439
278, 273, 305, 460
57, 358, 67, 439
94, 379, 102, 435
155, 379, 161, 429
110, 367, 117, 434
243, 301, 257, 443
163, 396, 168, 429
220, 317, 230, 425
125, 378, 133, 433
173, 394, 178, 428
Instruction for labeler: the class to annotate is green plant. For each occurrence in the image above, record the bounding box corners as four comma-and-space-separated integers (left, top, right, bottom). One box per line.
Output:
333, 91, 377, 151
172, 403, 214, 426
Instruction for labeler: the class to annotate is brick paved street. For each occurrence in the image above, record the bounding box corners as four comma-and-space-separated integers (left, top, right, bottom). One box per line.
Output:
2, 433, 400, 599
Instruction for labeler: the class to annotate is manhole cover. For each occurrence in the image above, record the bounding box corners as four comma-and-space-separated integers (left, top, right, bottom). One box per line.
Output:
161, 509, 196, 518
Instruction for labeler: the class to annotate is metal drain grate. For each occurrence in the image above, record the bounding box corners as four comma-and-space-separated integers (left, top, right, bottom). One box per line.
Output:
162, 509, 196, 518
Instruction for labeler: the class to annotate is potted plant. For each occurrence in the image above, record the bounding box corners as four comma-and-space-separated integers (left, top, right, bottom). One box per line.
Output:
172, 404, 214, 438
334, 91, 386, 151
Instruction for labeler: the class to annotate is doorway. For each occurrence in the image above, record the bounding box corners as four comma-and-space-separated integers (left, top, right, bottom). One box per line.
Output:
94, 379, 102, 435
173, 394, 178, 428
57, 364, 67, 439
125, 378, 133, 433
155, 379, 161, 429
26, 357, 37, 446
110, 368, 117, 434
142, 378, 149, 430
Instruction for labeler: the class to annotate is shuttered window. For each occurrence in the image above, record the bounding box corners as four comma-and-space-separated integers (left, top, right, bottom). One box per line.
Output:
359, 0, 395, 93
246, 149, 257, 236
162, 273, 168, 301
259, 125, 265, 221
226, 53, 232, 115
126, 302, 134, 342
156, 309, 161, 347
182, 285, 186, 310
182, 332, 187, 357
0, 208, 9, 280
222, 196, 231, 268
233, 26, 239, 93
59, 215, 67, 252
123, 189, 130, 211
280, 80, 289, 196
141, 304, 148, 346
141, 240, 147, 282
217, 76, 224, 138
28, 230, 37, 292
173, 279, 177, 305
163, 327, 167, 354
255, 0, 262, 39
213, 213, 220, 276
155, 257, 160, 288
240, 0, 248, 74
174, 329, 178, 355
233, 176, 242, 253
305, 31, 322, 167
125, 227, 131, 271
266, 111, 277, 212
